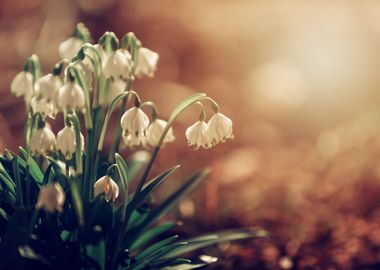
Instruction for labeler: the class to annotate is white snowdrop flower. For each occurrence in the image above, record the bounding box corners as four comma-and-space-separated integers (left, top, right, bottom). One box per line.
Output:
10, 71, 34, 103
135, 47, 159, 78
185, 120, 211, 150
121, 134, 145, 148
36, 182, 65, 213
30, 126, 56, 156
107, 79, 126, 105
56, 126, 85, 159
146, 119, 175, 147
31, 97, 57, 118
93, 176, 119, 202
58, 82, 85, 111
103, 50, 132, 79
59, 37, 83, 60
120, 107, 149, 146
82, 44, 108, 71
34, 74, 62, 101
206, 112, 234, 146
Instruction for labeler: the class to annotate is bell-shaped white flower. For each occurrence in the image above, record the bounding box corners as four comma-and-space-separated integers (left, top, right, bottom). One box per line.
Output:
30, 126, 56, 155
146, 119, 175, 147
83, 44, 108, 69
31, 97, 57, 118
56, 126, 85, 159
10, 71, 34, 103
93, 176, 119, 202
59, 37, 83, 59
135, 47, 159, 78
34, 74, 62, 102
103, 50, 132, 79
36, 182, 65, 213
107, 79, 126, 105
185, 120, 211, 150
206, 112, 234, 146
58, 82, 85, 111
120, 107, 149, 147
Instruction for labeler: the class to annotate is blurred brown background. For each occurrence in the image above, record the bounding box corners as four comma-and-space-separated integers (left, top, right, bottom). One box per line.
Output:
2, 0, 380, 269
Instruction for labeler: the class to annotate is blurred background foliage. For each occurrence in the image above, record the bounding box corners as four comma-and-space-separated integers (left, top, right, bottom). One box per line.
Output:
2, 0, 380, 269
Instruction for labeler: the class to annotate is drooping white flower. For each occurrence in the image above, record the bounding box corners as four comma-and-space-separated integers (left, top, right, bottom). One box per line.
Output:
58, 82, 85, 111
36, 182, 65, 213
120, 107, 149, 147
59, 37, 83, 60
103, 50, 132, 79
135, 47, 159, 78
93, 176, 119, 202
10, 71, 34, 103
185, 120, 211, 150
31, 97, 57, 118
30, 126, 56, 155
34, 74, 62, 101
56, 126, 85, 159
146, 119, 175, 147
206, 112, 234, 146
107, 79, 126, 105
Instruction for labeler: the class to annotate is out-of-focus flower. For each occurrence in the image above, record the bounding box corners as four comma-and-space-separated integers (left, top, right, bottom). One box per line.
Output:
146, 119, 175, 147
57, 126, 84, 159
31, 97, 57, 118
107, 79, 126, 105
206, 112, 234, 146
58, 82, 85, 111
135, 47, 159, 78
186, 120, 210, 149
36, 182, 65, 213
82, 44, 108, 70
120, 107, 149, 147
30, 126, 56, 155
34, 74, 62, 102
93, 175, 119, 202
59, 37, 83, 60
103, 50, 132, 79
10, 71, 34, 104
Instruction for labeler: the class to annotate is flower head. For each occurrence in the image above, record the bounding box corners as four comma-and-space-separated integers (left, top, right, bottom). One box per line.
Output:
103, 50, 132, 79
185, 120, 211, 150
36, 182, 65, 213
59, 37, 83, 59
10, 71, 34, 104
135, 47, 159, 78
34, 74, 62, 102
107, 79, 126, 105
30, 126, 56, 156
56, 126, 84, 159
206, 112, 233, 146
58, 82, 85, 111
31, 97, 57, 118
93, 176, 119, 202
146, 119, 175, 147
120, 107, 149, 147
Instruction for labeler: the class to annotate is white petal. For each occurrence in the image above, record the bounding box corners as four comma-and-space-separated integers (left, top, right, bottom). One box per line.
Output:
59, 37, 83, 59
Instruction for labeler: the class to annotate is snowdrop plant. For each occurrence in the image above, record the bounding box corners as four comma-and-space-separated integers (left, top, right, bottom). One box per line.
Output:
0, 23, 264, 270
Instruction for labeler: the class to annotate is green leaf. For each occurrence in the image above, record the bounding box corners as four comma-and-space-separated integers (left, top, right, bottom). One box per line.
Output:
125, 169, 209, 246
130, 222, 176, 251
115, 153, 129, 222
0, 172, 16, 195
163, 228, 269, 259
85, 240, 105, 270
127, 151, 150, 182
135, 235, 179, 262
11, 157, 23, 206
0, 208, 10, 221
18, 147, 44, 184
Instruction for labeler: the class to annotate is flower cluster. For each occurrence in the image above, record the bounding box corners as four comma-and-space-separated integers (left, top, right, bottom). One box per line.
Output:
10, 23, 233, 208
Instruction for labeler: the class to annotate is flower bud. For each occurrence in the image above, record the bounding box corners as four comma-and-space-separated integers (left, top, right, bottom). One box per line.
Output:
120, 107, 149, 147
36, 182, 65, 213
135, 47, 159, 78
58, 82, 85, 111
185, 120, 211, 150
146, 119, 175, 147
30, 126, 56, 156
56, 126, 84, 159
93, 176, 119, 202
206, 112, 233, 146
10, 71, 34, 104
103, 50, 132, 79
59, 37, 83, 59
